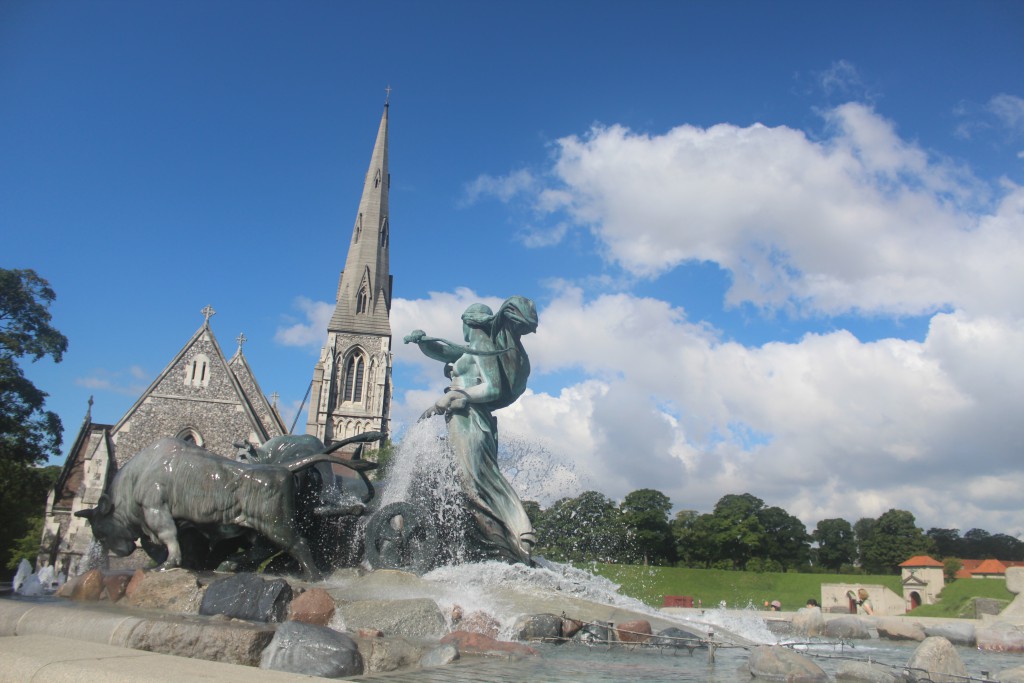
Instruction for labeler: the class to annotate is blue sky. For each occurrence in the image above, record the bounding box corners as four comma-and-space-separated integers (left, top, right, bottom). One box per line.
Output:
4, 1, 1023, 535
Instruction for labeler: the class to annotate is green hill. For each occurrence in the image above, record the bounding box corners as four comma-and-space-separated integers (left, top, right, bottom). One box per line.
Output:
588, 563, 903, 610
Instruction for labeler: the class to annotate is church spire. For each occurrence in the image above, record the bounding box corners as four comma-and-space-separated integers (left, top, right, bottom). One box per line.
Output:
327, 103, 392, 337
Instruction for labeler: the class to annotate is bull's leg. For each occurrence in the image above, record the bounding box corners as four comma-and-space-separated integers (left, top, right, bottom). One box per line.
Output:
142, 506, 182, 568
260, 524, 322, 581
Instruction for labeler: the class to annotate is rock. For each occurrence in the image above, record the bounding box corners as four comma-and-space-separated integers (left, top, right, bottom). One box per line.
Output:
126, 619, 275, 666
199, 573, 292, 623
615, 619, 652, 644
1007, 567, 1024, 595
288, 587, 336, 626
70, 569, 104, 601
561, 617, 584, 639
121, 569, 205, 614
648, 627, 706, 649
420, 644, 459, 668
441, 630, 538, 657
792, 606, 825, 637
905, 636, 968, 683
824, 615, 872, 640
572, 620, 612, 645
123, 568, 145, 598
514, 613, 563, 642
923, 621, 975, 646
56, 573, 80, 598
102, 573, 132, 602
260, 621, 363, 678
336, 598, 447, 639
459, 610, 501, 639
996, 664, 1024, 683
874, 617, 925, 641
365, 636, 423, 673
836, 660, 900, 683
747, 645, 829, 682
977, 621, 1024, 652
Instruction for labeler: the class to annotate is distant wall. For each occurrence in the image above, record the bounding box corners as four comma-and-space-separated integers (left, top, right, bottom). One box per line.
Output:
821, 583, 905, 616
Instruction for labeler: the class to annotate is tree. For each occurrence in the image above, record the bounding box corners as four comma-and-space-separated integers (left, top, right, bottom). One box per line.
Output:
853, 517, 876, 567
0, 269, 67, 577
757, 505, 810, 571
813, 518, 856, 572
535, 491, 627, 563
707, 493, 767, 570
943, 557, 963, 582
859, 509, 932, 573
619, 488, 676, 566
926, 528, 962, 558
0, 268, 68, 466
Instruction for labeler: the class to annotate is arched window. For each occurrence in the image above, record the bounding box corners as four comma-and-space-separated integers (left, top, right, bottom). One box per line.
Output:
379, 217, 389, 247
343, 353, 365, 403
354, 213, 362, 242
184, 353, 211, 387
175, 427, 204, 447
356, 284, 369, 314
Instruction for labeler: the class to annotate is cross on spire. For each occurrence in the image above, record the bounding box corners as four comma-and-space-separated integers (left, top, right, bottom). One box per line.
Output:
270, 392, 279, 408
384, 84, 392, 105
201, 305, 216, 325
236, 332, 247, 351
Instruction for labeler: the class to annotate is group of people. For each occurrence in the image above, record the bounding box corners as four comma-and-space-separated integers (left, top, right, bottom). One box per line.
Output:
766, 588, 873, 615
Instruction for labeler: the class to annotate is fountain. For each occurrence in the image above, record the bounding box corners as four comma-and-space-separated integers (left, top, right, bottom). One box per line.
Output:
7, 295, 1024, 681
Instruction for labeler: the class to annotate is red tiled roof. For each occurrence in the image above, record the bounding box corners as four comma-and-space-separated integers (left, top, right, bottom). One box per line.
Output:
972, 559, 1008, 575
900, 555, 944, 568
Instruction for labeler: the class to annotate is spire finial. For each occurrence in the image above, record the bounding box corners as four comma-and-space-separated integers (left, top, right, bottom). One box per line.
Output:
270, 391, 279, 408
201, 304, 216, 325
384, 84, 392, 106
236, 332, 247, 351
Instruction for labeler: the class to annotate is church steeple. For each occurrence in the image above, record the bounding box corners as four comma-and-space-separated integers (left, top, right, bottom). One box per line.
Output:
327, 103, 392, 337
306, 99, 394, 446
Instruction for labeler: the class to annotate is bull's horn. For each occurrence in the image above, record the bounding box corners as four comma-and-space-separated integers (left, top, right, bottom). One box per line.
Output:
74, 508, 95, 519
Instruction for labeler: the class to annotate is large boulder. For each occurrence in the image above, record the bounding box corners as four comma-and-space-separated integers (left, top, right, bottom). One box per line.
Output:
199, 573, 293, 623
874, 617, 925, 642
923, 621, 975, 646
747, 645, 829, 682
70, 569, 104, 601
648, 626, 706, 649
513, 613, 563, 642
572, 620, 612, 645
996, 664, 1024, 683
836, 660, 900, 683
824, 615, 872, 640
420, 644, 459, 668
905, 636, 968, 683
615, 619, 652, 644
120, 569, 205, 614
441, 630, 537, 657
126, 619, 275, 666
336, 598, 447, 639
288, 587, 336, 626
976, 621, 1024, 652
364, 636, 424, 673
791, 606, 825, 637
260, 621, 363, 678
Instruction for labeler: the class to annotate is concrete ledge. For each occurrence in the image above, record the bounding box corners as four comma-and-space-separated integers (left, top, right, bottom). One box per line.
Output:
0, 599, 143, 646
0, 634, 350, 682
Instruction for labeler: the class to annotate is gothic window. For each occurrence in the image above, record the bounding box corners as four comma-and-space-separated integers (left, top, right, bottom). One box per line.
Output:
342, 353, 365, 403
356, 284, 369, 314
175, 427, 204, 447
380, 217, 389, 247
185, 354, 211, 387
374, 168, 381, 188
354, 213, 362, 242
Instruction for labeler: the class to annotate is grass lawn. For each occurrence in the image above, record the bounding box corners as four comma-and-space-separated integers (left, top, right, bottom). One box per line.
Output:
906, 578, 1014, 618
586, 563, 904, 611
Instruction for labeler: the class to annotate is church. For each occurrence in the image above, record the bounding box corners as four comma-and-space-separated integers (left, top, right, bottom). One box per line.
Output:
39, 101, 395, 575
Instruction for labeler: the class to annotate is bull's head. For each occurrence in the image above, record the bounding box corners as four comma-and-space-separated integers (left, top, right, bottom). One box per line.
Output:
74, 493, 138, 557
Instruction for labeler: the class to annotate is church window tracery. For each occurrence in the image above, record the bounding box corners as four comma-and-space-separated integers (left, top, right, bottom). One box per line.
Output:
356, 284, 369, 314
342, 352, 366, 403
